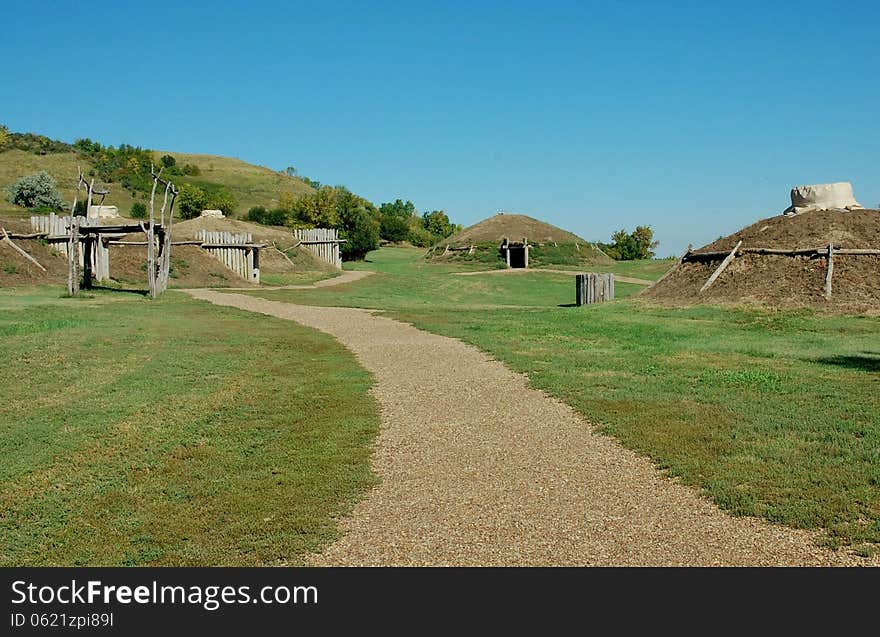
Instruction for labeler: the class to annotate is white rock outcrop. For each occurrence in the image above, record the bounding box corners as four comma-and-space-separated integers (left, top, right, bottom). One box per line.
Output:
784, 182, 863, 216
199, 209, 225, 218
87, 205, 120, 219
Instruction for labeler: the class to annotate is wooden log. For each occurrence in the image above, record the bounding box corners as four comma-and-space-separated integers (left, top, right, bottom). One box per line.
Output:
1, 228, 47, 271
700, 240, 742, 293
81, 236, 94, 289
825, 243, 834, 300
67, 217, 79, 296
834, 248, 880, 255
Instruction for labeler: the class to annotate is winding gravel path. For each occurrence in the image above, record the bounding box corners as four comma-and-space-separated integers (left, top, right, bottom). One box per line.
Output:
186, 289, 868, 566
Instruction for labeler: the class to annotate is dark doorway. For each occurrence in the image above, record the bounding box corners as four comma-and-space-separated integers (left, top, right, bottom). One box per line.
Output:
509, 246, 527, 268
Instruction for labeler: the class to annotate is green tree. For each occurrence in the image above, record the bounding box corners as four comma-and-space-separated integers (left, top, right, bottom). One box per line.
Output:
288, 186, 340, 227
177, 183, 208, 219
421, 210, 456, 238
604, 226, 658, 260
380, 214, 410, 242
160, 154, 176, 168
6, 171, 65, 210
631, 225, 659, 259
130, 202, 147, 218
206, 188, 237, 217
337, 188, 379, 260
378, 199, 417, 241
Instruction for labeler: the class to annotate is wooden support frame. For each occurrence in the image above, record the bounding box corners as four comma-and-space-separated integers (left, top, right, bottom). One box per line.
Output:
824, 242, 834, 300
700, 240, 742, 293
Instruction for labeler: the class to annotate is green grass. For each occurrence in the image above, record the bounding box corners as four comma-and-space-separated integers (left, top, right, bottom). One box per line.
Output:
0, 288, 380, 566
250, 247, 880, 551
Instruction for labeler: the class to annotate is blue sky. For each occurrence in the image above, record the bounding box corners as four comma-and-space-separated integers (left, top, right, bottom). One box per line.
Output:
3, 0, 878, 254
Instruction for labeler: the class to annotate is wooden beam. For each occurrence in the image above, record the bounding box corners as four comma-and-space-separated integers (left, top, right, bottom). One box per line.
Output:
1, 227, 47, 271
825, 243, 834, 300
700, 240, 742, 293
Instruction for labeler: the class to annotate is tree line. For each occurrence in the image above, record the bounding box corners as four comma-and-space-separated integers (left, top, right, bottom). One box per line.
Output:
247, 192, 460, 260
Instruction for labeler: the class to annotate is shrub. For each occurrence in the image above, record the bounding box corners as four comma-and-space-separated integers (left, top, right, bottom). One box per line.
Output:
337, 189, 379, 260
6, 171, 65, 210
407, 225, 436, 248
177, 183, 208, 219
160, 154, 176, 168
182, 163, 200, 176
206, 188, 236, 217
379, 213, 410, 242
131, 202, 147, 218
247, 205, 288, 226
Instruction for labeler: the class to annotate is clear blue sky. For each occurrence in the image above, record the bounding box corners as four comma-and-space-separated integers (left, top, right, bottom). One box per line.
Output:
3, 0, 878, 254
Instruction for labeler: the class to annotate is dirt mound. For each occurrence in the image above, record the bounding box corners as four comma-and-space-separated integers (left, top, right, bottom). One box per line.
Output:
430, 213, 612, 268
444, 213, 587, 245
0, 215, 335, 290
645, 209, 880, 311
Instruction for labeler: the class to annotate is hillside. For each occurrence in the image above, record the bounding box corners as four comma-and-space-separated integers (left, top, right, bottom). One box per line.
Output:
0, 143, 313, 219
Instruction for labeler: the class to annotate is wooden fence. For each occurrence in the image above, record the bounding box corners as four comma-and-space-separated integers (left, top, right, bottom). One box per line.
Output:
293, 228, 344, 269
196, 230, 261, 283
575, 273, 615, 305
30, 213, 110, 281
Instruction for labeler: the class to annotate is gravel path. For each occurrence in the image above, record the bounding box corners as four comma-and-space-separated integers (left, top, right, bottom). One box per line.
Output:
220, 270, 373, 291
186, 289, 870, 566
454, 269, 654, 286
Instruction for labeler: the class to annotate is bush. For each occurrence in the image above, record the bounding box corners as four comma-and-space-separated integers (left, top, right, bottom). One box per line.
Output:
379, 213, 410, 242
6, 171, 65, 210
337, 189, 379, 260
206, 188, 236, 217
247, 205, 288, 226
407, 225, 436, 248
160, 154, 176, 168
182, 163, 200, 176
131, 202, 147, 218
177, 183, 208, 219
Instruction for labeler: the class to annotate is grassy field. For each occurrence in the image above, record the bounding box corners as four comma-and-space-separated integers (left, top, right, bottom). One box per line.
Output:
0, 148, 312, 219
250, 247, 880, 552
0, 288, 380, 566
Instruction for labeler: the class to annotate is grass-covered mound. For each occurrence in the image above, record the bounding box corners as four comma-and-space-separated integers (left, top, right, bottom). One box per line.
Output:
425, 213, 612, 268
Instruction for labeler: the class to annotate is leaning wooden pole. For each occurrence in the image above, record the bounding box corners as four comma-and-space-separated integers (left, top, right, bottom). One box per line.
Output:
157, 181, 178, 294
824, 242, 834, 300
67, 175, 83, 296
652, 243, 692, 288
147, 166, 160, 298
700, 240, 743, 293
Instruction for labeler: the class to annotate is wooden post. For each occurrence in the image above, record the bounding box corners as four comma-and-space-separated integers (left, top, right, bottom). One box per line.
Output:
700, 240, 742, 293
147, 167, 159, 298
82, 235, 93, 289
67, 217, 80, 296
825, 242, 834, 300
575, 274, 585, 306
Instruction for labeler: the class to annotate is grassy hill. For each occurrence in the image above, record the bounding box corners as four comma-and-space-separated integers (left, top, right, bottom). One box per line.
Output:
427, 212, 613, 268
0, 144, 313, 219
